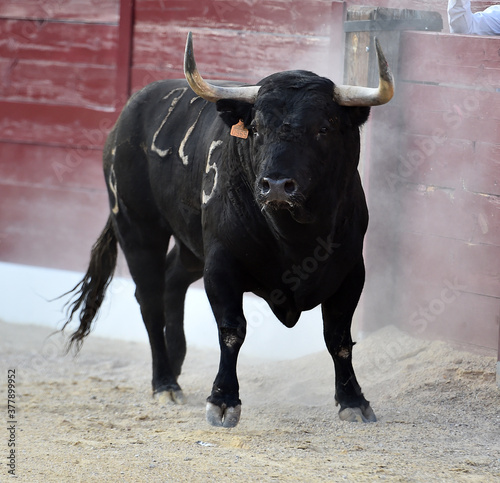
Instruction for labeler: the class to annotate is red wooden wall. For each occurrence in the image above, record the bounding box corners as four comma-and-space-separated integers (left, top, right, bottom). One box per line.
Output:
0, 1, 498, 354
131, 0, 336, 87
0, 0, 120, 270
0, 0, 338, 272
362, 31, 500, 352
2, 0, 495, 271
398, 31, 500, 350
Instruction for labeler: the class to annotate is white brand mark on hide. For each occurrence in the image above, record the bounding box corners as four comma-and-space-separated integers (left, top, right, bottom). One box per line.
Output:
202, 140, 223, 204
179, 103, 208, 165
109, 165, 119, 214
151, 88, 187, 157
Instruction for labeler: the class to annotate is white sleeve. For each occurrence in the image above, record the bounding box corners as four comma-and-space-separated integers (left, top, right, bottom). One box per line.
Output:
471, 6, 500, 35
448, 0, 500, 35
448, 0, 472, 34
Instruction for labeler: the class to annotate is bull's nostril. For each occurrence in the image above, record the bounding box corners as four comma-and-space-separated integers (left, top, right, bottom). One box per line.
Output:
260, 177, 298, 202
284, 180, 297, 194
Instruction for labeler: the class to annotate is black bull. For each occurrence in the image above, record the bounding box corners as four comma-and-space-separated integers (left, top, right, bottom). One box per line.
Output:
63, 33, 394, 427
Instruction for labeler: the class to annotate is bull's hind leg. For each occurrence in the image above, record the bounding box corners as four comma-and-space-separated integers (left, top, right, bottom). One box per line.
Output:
113, 217, 185, 403
322, 260, 376, 423
163, 242, 203, 379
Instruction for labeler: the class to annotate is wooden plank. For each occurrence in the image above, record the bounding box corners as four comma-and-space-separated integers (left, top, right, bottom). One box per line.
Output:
0, 20, 119, 107
392, 137, 500, 196
464, 142, 500, 196
0, 184, 108, 271
448, 294, 500, 352
401, 82, 500, 121
0, 101, 118, 147
400, 31, 500, 87
0, 0, 119, 23
395, 232, 500, 302
397, 184, 472, 242
396, 264, 499, 351
0, 20, 118, 66
0, 142, 105, 191
402, 291, 499, 351
404, 108, 500, 145
133, 26, 331, 78
343, 8, 373, 86
132, 26, 332, 86
398, 183, 500, 246
457, 240, 500, 295
461, 190, 500, 246
135, 0, 335, 37
391, 134, 472, 191
0, 60, 116, 107
401, 84, 500, 145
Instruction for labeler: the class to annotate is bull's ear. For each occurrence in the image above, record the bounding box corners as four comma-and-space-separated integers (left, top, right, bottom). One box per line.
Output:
216, 99, 253, 128
346, 106, 371, 128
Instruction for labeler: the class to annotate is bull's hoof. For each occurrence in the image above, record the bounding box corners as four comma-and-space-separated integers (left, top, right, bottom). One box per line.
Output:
206, 402, 241, 428
339, 405, 377, 423
153, 388, 186, 405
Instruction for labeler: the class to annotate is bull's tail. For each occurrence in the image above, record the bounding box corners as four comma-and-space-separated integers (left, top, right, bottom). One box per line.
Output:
62, 216, 118, 352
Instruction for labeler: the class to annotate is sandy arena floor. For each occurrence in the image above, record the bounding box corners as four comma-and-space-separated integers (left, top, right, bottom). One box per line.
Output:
1, 320, 499, 482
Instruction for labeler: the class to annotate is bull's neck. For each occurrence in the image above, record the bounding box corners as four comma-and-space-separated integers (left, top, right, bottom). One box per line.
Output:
263, 203, 338, 247
262, 178, 357, 255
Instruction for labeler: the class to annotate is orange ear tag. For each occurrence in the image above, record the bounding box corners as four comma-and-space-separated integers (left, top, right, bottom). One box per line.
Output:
230, 120, 249, 139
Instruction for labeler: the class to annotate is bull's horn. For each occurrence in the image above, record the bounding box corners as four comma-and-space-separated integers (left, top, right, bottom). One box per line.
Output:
184, 32, 261, 103
333, 38, 394, 107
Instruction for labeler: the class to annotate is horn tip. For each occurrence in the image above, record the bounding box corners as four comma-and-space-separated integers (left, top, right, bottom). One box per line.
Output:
184, 32, 195, 76
185, 31, 193, 54
373, 37, 394, 87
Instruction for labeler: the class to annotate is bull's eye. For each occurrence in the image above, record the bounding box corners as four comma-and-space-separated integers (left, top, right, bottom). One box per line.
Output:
318, 126, 329, 135
249, 122, 259, 136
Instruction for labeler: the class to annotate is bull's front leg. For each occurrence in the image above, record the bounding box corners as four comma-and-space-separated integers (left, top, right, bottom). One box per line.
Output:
203, 250, 246, 428
322, 260, 376, 423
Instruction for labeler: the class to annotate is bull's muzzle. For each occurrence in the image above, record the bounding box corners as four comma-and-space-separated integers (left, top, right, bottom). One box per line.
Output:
259, 177, 298, 206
